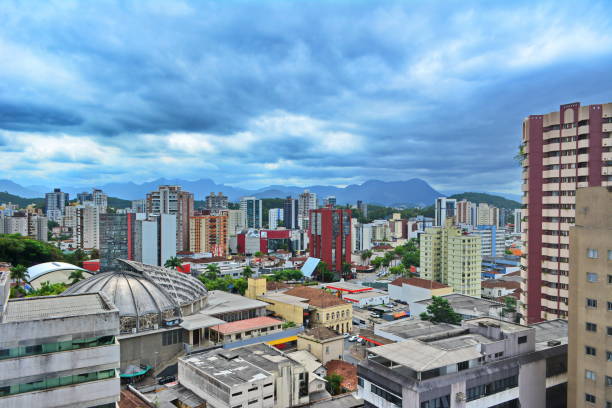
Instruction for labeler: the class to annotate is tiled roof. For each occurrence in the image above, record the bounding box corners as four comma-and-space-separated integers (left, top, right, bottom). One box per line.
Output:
210, 316, 283, 335
481, 280, 521, 290
389, 277, 449, 290
325, 360, 357, 391
301, 326, 343, 341
284, 286, 348, 308
266, 281, 292, 291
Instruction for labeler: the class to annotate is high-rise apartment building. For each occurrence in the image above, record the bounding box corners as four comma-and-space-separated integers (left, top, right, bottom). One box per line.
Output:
434, 197, 457, 226
0, 215, 27, 236
189, 215, 228, 256
283, 197, 299, 229
567, 186, 612, 408
146, 185, 194, 252
309, 207, 351, 275
75, 206, 100, 249
298, 190, 317, 229
356, 200, 368, 219
456, 199, 475, 226
513, 209, 523, 233
204, 192, 228, 212
323, 196, 336, 207
27, 214, 48, 242
476, 202, 500, 227
420, 219, 482, 297
472, 225, 505, 257
45, 188, 69, 221
131, 199, 146, 213
77, 189, 108, 211
239, 197, 262, 229
520, 102, 612, 324
268, 208, 283, 229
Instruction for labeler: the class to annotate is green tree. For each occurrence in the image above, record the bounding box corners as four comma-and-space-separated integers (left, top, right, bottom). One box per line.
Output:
502, 296, 517, 315
371, 256, 384, 270
164, 256, 182, 269
401, 251, 420, 268
27, 281, 67, 297
10, 264, 29, 286
64, 248, 87, 267
254, 251, 263, 257
282, 321, 296, 329
0, 234, 64, 267
360, 249, 373, 265
89, 248, 100, 259
388, 265, 405, 276
316, 262, 334, 282
205, 264, 221, 280
324, 373, 344, 396
341, 262, 352, 278
242, 266, 254, 278
419, 296, 462, 325
233, 278, 248, 295
68, 269, 85, 285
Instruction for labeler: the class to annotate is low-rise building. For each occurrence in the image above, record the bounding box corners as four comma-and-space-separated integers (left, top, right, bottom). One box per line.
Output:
481, 279, 521, 301
297, 326, 344, 364
207, 316, 284, 344
387, 277, 453, 303
179, 343, 310, 408
411, 293, 504, 321
358, 317, 568, 408
342, 290, 389, 308
0, 283, 121, 407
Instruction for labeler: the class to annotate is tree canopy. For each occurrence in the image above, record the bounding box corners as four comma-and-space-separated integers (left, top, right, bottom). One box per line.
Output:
0, 234, 64, 267
419, 296, 462, 325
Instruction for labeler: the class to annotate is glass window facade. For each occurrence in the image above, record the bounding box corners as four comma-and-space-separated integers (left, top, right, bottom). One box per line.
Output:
0, 336, 115, 361
0, 369, 116, 397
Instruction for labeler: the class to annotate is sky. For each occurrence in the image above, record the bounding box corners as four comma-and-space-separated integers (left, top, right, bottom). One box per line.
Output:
1, 0, 611, 194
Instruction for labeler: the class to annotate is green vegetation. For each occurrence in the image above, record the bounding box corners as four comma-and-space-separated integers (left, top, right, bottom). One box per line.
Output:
0, 234, 64, 267
164, 256, 183, 269
448, 192, 520, 209
0, 192, 44, 208
282, 321, 296, 329
204, 264, 221, 280
324, 373, 344, 396
315, 262, 335, 282
27, 281, 67, 297
242, 265, 254, 278
351, 204, 434, 223
267, 269, 304, 282
10, 264, 29, 286
69, 269, 85, 285
63, 248, 88, 267
107, 196, 131, 209
360, 249, 373, 265
197, 274, 248, 295
395, 239, 420, 268
502, 296, 517, 315
419, 296, 462, 325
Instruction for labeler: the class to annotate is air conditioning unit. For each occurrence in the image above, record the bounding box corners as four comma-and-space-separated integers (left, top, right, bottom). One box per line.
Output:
132, 328, 137, 334
455, 392, 466, 402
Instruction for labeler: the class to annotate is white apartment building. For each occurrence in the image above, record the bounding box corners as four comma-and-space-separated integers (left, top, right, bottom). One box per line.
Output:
268, 208, 283, 229
240, 197, 262, 229
434, 197, 456, 226
0, 216, 27, 236
45, 188, 69, 222
298, 190, 317, 229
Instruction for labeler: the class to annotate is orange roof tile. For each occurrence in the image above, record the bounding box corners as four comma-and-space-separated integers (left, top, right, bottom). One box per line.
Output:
389, 277, 450, 290
325, 360, 358, 391
284, 286, 348, 308
210, 316, 282, 335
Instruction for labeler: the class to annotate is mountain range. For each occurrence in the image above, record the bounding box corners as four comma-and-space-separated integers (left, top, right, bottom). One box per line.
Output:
0, 178, 520, 208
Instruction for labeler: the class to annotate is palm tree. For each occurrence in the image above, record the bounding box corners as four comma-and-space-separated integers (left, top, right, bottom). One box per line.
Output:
360, 250, 373, 266
205, 264, 221, 280
242, 266, 254, 278
10, 265, 29, 287
164, 256, 182, 270
69, 269, 84, 285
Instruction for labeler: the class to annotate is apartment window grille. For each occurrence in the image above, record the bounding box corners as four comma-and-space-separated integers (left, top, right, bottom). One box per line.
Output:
586, 298, 598, 308
586, 322, 597, 332
585, 370, 596, 380
587, 248, 599, 258
585, 393, 596, 403
586, 273, 598, 282
585, 346, 597, 356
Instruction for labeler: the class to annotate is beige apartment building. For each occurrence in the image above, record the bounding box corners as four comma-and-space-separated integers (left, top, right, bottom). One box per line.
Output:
189, 215, 228, 256
520, 102, 612, 323
568, 186, 612, 407
420, 218, 482, 297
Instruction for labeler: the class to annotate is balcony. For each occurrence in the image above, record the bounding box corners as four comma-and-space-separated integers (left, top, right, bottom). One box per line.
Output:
543, 143, 560, 153
543, 156, 560, 166
577, 124, 589, 134
577, 139, 589, 149
577, 167, 589, 176
603, 123, 612, 132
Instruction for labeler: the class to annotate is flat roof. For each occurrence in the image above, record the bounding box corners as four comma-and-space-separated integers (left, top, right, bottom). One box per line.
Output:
465, 317, 530, 334
416, 293, 502, 315
2, 293, 113, 323
180, 314, 226, 331
210, 316, 282, 335
343, 290, 387, 301
324, 281, 373, 293
376, 319, 458, 340
262, 292, 310, 309
532, 319, 568, 348
201, 290, 268, 316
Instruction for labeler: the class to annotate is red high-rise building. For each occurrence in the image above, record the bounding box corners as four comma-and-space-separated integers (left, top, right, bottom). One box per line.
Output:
309, 207, 352, 276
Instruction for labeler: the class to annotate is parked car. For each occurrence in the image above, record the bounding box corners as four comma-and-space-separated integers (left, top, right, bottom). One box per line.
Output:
343, 333, 350, 338
157, 375, 176, 385
356, 337, 364, 344
348, 335, 358, 342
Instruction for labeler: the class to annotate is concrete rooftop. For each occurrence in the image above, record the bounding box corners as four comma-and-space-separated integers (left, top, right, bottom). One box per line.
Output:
2, 293, 113, 323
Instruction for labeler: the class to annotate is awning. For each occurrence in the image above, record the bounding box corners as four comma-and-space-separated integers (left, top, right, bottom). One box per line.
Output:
179, 314, 226, 331
267, 335, 298, 346
393, 311, 409, 319
120, 365, 151, 378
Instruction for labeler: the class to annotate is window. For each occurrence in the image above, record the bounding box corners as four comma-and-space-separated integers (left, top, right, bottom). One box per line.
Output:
608, 250, 612, 260
231, 391, 242, 397
608, 302, 612, 311
608, 327, 612, 336
457, 361, 469, 371
586, 370, 597, 380
248, 386, 258, 392
357, 377, 364, 387
371, 383, 403, 405
609, 275, 612, 284
607, 376, 612, 387
420, 395, 450, 408
248, 400, 258, 405
586, 322, 597, 332
587, 273, 598, 282
585, 393, 596, 403
608, 351, 612, 362
586, 346, 597, 356
587, 248, 599, 258
518, 336, 527, 344
587, 298, 598, 308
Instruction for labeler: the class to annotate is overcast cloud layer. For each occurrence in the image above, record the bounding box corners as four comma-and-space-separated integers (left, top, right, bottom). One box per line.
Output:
1, 0, 611, 193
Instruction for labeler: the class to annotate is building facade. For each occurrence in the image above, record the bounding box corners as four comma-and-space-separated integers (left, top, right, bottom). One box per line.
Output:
298, 190, 317, 229
268, 208, 283, 229
513, 209, 523, 233
434, 197, 456, 227
204, 192, 228, 211
567, 186, 612, 408
45, 188, 69, 221
420, 219, 482, 297
146, 185, 194, 252
309, 207, 352, 273
520, 102, 612, 323
189, 215, 229, 256
283, 197, 299, 229
472, 225, 505, 257
476, 203, 500, 227
240, 197, 262, 229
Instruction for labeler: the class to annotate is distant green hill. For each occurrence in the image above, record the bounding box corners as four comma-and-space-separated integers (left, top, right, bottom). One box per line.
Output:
448, 192, 521, 209
107, 196, 131, 209
0, 192, 44, 209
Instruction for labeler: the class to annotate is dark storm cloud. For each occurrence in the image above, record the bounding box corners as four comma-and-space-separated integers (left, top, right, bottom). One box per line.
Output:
0, 0, 611, 193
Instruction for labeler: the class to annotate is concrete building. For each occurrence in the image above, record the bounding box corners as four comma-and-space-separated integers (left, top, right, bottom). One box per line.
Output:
240, 197, 263, 229
73, 205, 100, 249
0, 274, 121, 408
567, 186, 612, 408
283, 197, 299, 230
64, 259, 208, 371
297, 326, 344, 364
358, 317, 568, 408
323, 196, 337, 207
513, 209, 522, 233
45, 188, 69, 221
411, 293, 504, 321
26, 261, 93, 290
190, 215, 228, 256
357, 200, 368, 219
476, 203, 500, 227
179, 342, 310, 408
299, 190, 318, 229
204, 192, 229, 211
77, 188, 108, 211
387, 277, 453, 304
0, 215, 27, 236
353, 221, 373, 252
221, 208, 243, 239
268, 207, 283, 229
420, 219, 482, 297
370, 219, 391, 242
520, 102, 612, 323
407, 216, 434, 240
471, 225, 505, 257
456, 200, 475, 226
131, 199, 146, 213
146, 185, 194, 252
309, 207, 352, 274
434, 197, 456, 227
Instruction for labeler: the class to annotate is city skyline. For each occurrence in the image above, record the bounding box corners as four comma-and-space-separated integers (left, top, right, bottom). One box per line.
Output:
1, 1, 610, 194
